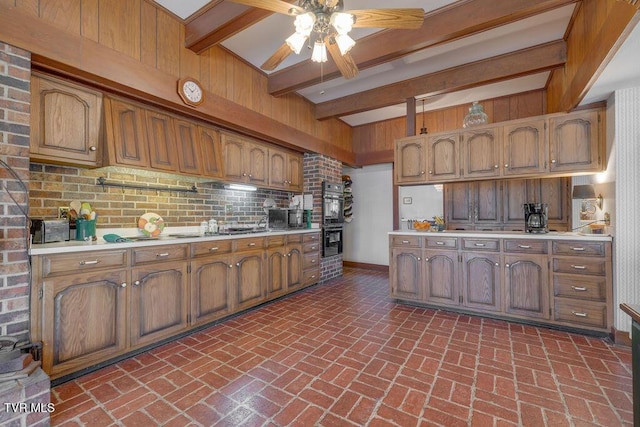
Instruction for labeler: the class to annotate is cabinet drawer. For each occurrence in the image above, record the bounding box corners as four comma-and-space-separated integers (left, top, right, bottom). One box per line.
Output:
303, 241, 321, 253
191, 239, 232, 257
391, 235, 422, 248
552, 241, 606, 257
286, 234, 302, 244
267, 235, 286, 247
554, 299, 607, 329
303, 252, 320, 270
234, 237, 266, 251
40, 250, 127, 277
303, 232, 320, 243
132, 245, 187, 265
462, 238, 499, 251
553, 275, 607, 301
552, 258, 606, 276
425, 237, 457, 250
503, 240, 548, 254
303, 268, 320, 286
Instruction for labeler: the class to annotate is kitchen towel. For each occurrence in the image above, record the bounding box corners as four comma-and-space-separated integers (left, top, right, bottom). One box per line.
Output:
103, 234, 132, 243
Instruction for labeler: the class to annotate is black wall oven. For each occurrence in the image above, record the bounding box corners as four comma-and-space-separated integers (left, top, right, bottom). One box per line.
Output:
322, 181, 344, 257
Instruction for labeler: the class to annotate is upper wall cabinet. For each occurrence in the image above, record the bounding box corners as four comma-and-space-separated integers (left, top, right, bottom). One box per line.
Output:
221, 133, 269, 187
549, 109, 602, 173
30, 73, 103, 167
269, 148, 303, 192
103, 97, 150, 169
394, 108, 604, 185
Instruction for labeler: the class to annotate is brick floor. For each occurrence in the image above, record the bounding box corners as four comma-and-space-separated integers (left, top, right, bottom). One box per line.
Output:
51, 267, 633, 426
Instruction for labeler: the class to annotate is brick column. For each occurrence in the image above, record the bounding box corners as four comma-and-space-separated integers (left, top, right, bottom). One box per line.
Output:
0, 41, 51, 426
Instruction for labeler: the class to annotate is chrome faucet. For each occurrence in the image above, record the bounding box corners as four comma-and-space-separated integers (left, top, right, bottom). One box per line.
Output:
256, 215, 268, 228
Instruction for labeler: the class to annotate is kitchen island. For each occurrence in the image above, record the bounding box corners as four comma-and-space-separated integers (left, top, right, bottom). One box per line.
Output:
29, 229, 322, 381
389, 230, 613, 335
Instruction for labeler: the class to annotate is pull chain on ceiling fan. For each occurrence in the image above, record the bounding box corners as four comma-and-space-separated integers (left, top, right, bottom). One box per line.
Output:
226, 0, 425, 79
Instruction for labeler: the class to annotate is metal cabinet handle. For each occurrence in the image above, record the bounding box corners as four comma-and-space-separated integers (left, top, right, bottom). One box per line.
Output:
504, 164, 509, 168
474, 243, 485, 247
311, 259, 316, 263
551, 159, 556, 164
435, 241, 445, 245
248, 243, 256, 247
134, 280, 140, 286
417, 257, 421, 261
429, 170, 433, 174
402, 240, 410, 244
157, 253, 169, 257
120, 282, 127, 288
505, 263, 510, 268
518, 245, 531, 249
572, 265, 587, 270
571, 286, 587, 291
494, 164, 499, 169
228, 264, 233, 268
424, 257, 429, 262
495, 263, 499, 266
571, 247, 585, 251
242, 173, 247, 177
311, 246, 317, 250
209, 247, 219, 252
421, 171, 425, 175
236, 262, 241, 267
572, 311, 588, 317
89, 146, 97, 151
80, 260, 99, 265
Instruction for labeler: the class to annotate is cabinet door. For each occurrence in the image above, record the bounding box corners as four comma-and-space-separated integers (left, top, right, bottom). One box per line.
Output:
199, 126, 224, 179
287, 244, 304, 291
41, 270, 127, 377
104, 97, 149, 168
234, 250, 265, 310
30, 74, 103, 167
145, 110, 177, 172
245, 143, 269, 186
269, 150, 287, 189
462, 252, 500, 312
473, 181, 501, 225
130, 261, 188, 346
502, 120, 547, 176
426, 133, 460, 182
287, 154, 304, 192
445, 182, 472, 225
191, 255, 233, 326
504, 255, 549, 319
424, 251, 459, 306
395, 136, 427, 184
503, 179, 529, 229
539, 178, 570, 230
549, 110, 602, 173
222, 134, 245, 181
174, 119, 202, 175
267, 247, 287, 297
390, 248, 422, 300
462, 128, 501, 179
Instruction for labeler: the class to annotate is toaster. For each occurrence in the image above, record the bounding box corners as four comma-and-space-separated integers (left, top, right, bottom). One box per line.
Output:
30, 219, 70, 244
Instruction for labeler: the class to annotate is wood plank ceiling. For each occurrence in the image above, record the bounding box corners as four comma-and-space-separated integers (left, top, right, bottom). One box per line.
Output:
151, 0, 623, 126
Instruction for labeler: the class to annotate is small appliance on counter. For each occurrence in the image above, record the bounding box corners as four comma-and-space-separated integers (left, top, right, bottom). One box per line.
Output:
524, 203, 548, 233
267, 208, 305, 230
30, 218, 70, 244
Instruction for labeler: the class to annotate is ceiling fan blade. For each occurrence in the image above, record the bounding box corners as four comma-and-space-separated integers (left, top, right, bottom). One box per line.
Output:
225, 0, 303, 15
325, 36, 358, 80
350, 9, 424, 29
261, 43, 294, 71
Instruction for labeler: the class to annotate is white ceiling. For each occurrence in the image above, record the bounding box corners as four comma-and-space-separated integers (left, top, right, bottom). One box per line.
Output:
154, 0, 640, 127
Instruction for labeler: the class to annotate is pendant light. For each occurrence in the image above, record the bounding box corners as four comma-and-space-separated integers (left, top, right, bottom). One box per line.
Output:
420, 98, 428, 134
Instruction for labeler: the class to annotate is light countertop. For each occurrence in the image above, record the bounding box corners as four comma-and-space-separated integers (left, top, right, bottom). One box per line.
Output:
29, 226, 321, 256
388, 230, 613, 241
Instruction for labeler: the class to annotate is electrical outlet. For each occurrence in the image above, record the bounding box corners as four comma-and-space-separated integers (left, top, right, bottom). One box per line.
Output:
58, 207, 70, 219
225, 204, 234, 214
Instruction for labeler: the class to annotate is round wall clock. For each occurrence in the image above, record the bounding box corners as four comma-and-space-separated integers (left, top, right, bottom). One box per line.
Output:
177, 77, 204, 107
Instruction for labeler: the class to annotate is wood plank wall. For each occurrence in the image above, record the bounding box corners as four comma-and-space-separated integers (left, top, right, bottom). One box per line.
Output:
0, 0, 352, 154
352, 90, 546, 165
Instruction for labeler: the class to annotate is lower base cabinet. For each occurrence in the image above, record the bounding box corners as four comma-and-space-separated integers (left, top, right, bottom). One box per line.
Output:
390, 233, 611, 334
31, 231, 322, 380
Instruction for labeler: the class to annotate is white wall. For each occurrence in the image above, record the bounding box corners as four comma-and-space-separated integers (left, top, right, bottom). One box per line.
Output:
398, 185, 444, 229
342, 164, 393, 266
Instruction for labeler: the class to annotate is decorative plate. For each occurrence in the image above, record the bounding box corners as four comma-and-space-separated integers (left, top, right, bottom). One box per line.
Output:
138, 213, 165, 237
263, 198, 276, 214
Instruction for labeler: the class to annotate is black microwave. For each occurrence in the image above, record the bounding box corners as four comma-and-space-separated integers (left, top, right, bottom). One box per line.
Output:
267, 208, 304, 230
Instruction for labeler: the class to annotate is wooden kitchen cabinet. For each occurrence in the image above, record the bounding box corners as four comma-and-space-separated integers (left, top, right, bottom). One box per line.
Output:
426, 133, 460, 182
144, 109, 177, 172
302, 232, 321, 287
424, 250, 459, 306
549, 109, 603, 174
395, 135, 428, 184
233, 249, 266, 311
461, 127, 501, 179
390, 248, 422, 301
502, 177, 570, 231
199, 126, 224, 179
461, 252, 501, 312
30, 73, 103, 167
504, 254, 549, 320
445, 181, 501, 230
222, 133, 269, 186
285, 236, 304, 292
174, 118, 202, 176
269, 148, 303, 192
502, 118, 547, 176
103, 97, 150, 168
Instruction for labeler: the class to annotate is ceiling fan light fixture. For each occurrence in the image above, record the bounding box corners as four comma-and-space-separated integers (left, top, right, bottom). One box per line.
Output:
294, 12, 316, 36
311, 40, 328, 63
330, 12, 353, 34
286, 32, 307, 54
335, 33, 355, 55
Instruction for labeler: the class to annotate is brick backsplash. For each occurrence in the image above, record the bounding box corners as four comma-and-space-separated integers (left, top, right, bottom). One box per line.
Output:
28, 164, 294, 228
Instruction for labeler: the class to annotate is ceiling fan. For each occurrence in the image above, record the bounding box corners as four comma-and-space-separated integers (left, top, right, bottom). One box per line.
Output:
225, 0, 425, 79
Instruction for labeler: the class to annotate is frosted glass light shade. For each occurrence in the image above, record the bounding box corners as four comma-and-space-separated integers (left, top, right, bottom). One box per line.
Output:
286, 32, 307, 54
294, 12, 315, 36
330, 12, 354, 34
311, 40, 327, 63
335, 34, 355, 55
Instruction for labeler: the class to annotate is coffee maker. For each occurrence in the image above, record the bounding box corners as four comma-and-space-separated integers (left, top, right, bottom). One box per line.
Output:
524, 203, 549, 233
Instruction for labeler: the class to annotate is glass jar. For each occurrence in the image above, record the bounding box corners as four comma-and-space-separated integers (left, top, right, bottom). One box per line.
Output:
463, 101, 488, 128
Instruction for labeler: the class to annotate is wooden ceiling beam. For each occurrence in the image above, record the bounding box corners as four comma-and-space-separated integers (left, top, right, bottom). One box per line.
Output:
185, 0, 298, 54
267, 0, 578, 96
315, 40, 567, 120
